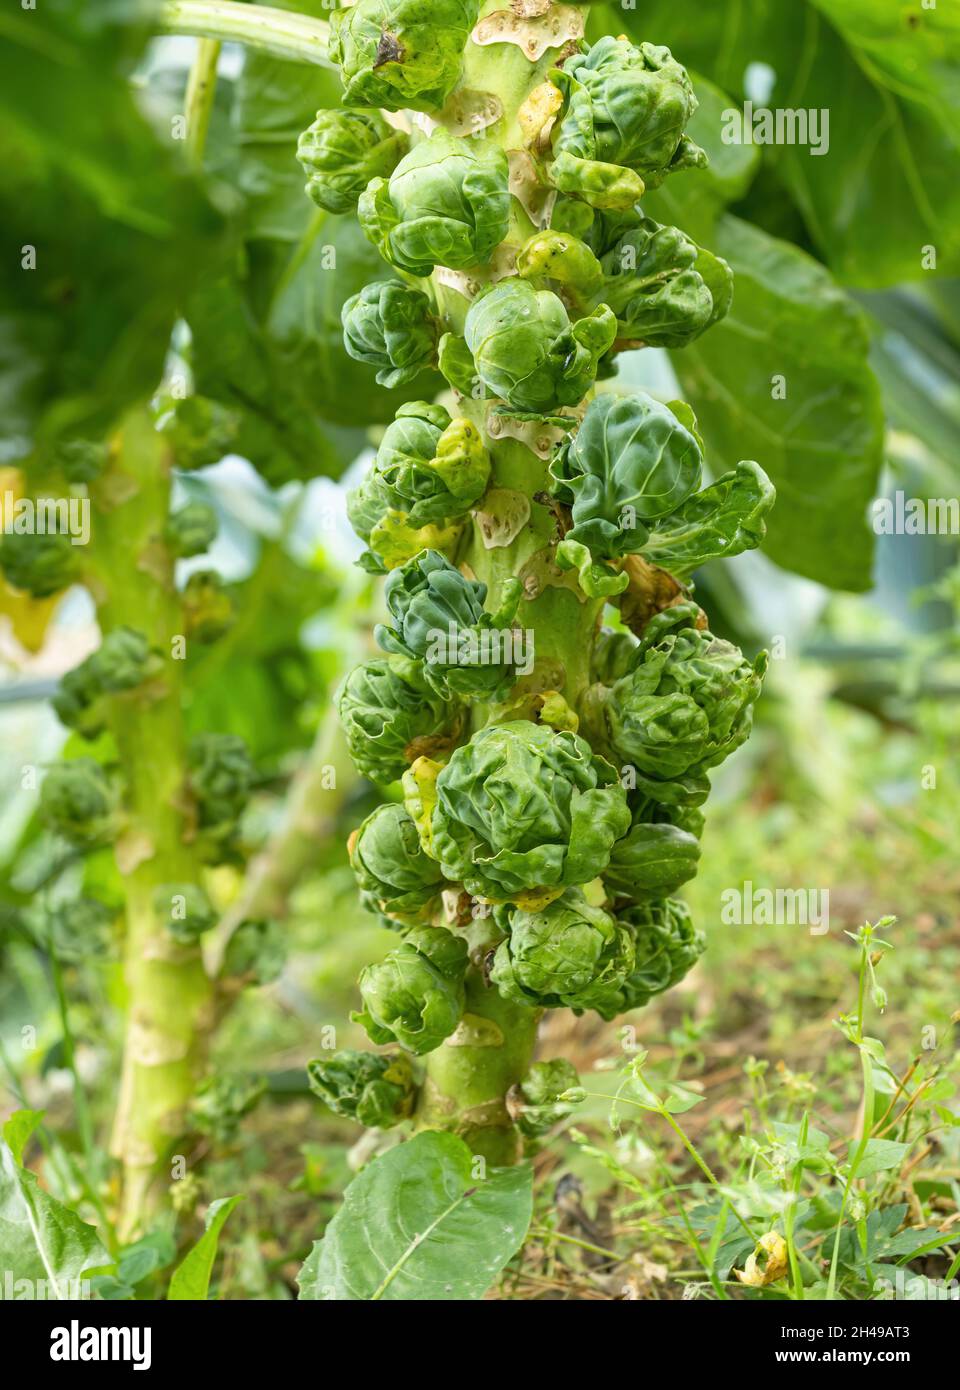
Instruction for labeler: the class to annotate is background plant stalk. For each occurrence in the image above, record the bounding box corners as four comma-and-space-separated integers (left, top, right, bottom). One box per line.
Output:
96, 411, 215, 1237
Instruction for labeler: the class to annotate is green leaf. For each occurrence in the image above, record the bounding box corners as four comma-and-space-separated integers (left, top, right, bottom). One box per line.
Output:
184, 0, 440, 474
224, 2, 344, 243
661, 1082, 706, 1114
770, 1120, 832, 1169
640, 460, 776, 579
167, 1195, 244, 1301
0, 0, 221, 456
0, 1127, 108, 1296
639, 65, 885, 591
847, 1138, 911, 1178
609, 0, 960, 287
298, 1131, 533, 1301
117, 1230, 177, 1286
3, 1109, 44, 1166
671, 216, 884, 590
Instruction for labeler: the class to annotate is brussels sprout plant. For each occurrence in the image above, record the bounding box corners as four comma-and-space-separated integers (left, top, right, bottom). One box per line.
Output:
235, 0, 774, 1171
4, 0, 789, 1283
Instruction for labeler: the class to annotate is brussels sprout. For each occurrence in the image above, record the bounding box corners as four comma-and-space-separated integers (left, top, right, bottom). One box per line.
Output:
426, 720, 631, 901
603, 819, 701, 902
97, 627, 159, 692
44, 896, 116, 963
153, 882, 217, 945
348, 461, 467, 571
346, 474, 390, 545
591, 628, 641, 685
589, 603, 766, 795
222, 919, 286, 986
552, 392, 703, 561
330, 0, 479, 113
349, 802, 445, 927
40, 760, 117, 846
298, 108, 409, 215
307, 1049, 415, 1128
52, 662, 108, 739
341, 281, 439, 389
511, 1058, 582, 1140
553, 392, 775, 578
0, 530, 80, 598
182, 570, 235, 643
57, 439, 108, 484
362, 401, 491, 527
604, 898, 706, 1015
451, 279, 617, 412
491, 890, 634, 1011
188, 733, 256, 855
157, 395, 240, 472
338, 656, 461, 784
598, 216, 734, 348
52, 627, 159, 738
375, 549, 522, 701
353, 925, 468, 1055
359, 130, 510, 277
549, 37, 706, 208
190, 1073, 266, 1144
165, 501, 218, 558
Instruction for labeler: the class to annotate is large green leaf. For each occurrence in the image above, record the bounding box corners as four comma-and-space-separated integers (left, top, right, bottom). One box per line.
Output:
185, 0, 438, 477
0, 0, 221, 458
298, 1131, 533, 1301
640, 75, 884, 591
598, 0, 960, 287
0, 1111, 108, 1297
670, 215, 884, 591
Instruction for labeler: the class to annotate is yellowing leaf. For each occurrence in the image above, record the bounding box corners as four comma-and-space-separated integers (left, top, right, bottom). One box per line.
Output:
0, 583, 61, 653
735, 1232, 788, 1287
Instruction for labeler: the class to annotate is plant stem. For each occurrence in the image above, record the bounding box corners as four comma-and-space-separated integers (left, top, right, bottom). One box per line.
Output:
95, 410, 216, 1239
532, 1227, 623, 1263
184, 37, 221, 168
826, 1037, 874, 1301
159, 0, 332, 66
415, 971, 541, 1166
413, 3, 598, 1163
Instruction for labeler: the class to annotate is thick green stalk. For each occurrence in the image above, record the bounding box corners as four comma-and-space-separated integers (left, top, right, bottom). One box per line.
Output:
415, 971, 541, 1167
413, 4, 595, 1161
414, 442, 602, 1155
95, 411, 215, 1238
